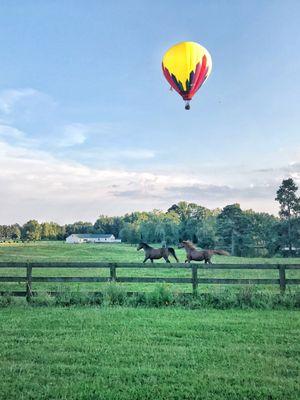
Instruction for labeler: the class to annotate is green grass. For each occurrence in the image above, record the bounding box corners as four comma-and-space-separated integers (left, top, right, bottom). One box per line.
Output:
1, 244, 299, 398
0, 307, 299, 400
0, 241, 300, 293
1, 240, 300, 264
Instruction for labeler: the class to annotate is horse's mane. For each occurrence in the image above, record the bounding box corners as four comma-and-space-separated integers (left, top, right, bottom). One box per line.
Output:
183, 240, 197, 250
140, 242, 152, 249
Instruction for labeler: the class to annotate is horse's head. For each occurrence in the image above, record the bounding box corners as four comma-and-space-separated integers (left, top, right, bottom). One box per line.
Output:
137, 242, 144, 251
178, 241, 194, 250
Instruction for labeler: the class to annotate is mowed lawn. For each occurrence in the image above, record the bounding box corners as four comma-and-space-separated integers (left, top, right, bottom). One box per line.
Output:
0, 307, 299, 400
2, 240, 300, 264
0, 241, 300, 293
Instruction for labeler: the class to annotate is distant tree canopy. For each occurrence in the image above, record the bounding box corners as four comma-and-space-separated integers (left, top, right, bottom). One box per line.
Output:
1, 179, 300, 257
275, 178, 300, 254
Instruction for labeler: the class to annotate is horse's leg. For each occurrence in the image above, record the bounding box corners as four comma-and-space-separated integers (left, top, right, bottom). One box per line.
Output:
164, 257, 170, 263
143, 256, 149, 263
150, 258, 154, 263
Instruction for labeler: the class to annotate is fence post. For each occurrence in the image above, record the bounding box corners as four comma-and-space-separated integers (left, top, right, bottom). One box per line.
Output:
110, 263, 117, 282
192, 264, 198, 294
279, 265, 286, 293
26, 263, 33, 302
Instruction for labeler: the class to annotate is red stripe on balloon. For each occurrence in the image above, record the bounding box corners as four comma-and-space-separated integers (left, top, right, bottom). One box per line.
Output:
162, 64, 183, 96
181, 62, 201, 100
190, 55, 208, 97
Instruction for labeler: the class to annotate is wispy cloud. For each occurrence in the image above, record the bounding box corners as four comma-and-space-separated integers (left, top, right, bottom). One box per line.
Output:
0, 139, 162, 223
0, 124, 37, 148
0, 135, 293, 223
0, 88, 57, 121
116, 149, 156, 160
0, 87, 298, 223
0, 88, 39, 115
0, 124, 26, 140
58, 123, 89, 147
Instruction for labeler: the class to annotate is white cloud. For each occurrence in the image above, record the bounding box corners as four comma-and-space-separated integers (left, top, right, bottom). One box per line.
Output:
117, 149, 156, 160
0, 124, 26, 140
58, 123, 89, 147
0, 88, 56, 117
0, 88, 57, 128
56, 122, 123, 148
0, 136, 289, 224
0, 88, 297, 223
0, 124, 37, 148
0, 88, 39, 114
0, 140, 164, 223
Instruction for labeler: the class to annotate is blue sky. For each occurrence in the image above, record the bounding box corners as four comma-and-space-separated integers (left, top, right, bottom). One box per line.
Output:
0, 1, 300, 223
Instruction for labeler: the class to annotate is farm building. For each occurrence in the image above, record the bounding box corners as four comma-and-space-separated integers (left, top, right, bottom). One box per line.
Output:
66, 234, 121, 244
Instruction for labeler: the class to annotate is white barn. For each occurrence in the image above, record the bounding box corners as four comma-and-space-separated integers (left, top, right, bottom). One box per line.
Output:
66, 234, 121, 244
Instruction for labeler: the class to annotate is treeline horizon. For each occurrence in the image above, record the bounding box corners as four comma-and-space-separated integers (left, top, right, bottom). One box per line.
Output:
1, 178, 299, 257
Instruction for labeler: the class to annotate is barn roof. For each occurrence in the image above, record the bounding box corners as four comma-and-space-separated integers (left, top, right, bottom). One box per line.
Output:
70, 234, 114, 238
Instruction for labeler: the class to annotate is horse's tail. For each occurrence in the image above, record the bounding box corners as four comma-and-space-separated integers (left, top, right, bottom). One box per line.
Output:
168, 247, 179, 262
211, 249, 230, 256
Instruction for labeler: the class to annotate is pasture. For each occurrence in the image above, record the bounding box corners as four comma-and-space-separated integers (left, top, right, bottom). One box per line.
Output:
1, 242, 300, 400
0, 307, 299, 400
0, 241, 300, 294
3, 240, 300, 264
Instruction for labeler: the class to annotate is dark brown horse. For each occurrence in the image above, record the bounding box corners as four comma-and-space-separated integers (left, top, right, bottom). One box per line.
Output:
137, 242, 179, 263
179, 241, 229, 264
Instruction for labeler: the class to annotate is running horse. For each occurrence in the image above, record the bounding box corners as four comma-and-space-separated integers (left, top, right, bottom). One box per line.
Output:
137, 242, 179, 263
179, 241, 229, 264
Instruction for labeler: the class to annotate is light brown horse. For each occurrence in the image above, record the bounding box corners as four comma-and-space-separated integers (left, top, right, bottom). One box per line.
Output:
179, 241, 229, 264
137, 242, 179, 263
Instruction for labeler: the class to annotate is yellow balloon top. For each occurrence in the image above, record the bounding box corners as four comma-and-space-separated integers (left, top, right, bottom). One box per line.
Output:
162, 41, 212, 102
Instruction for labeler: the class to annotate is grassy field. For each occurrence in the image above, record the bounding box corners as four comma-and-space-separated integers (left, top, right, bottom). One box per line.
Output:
0, 241, 300, 294
2, 240, 300, 264
0, 307, 299, 400
1, 243, 299, 399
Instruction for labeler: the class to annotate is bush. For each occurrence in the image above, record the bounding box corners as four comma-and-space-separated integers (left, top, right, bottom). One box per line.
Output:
145, 285, 175, 307
1, 286, 299, 310
127, 292, 147, 307
0, 293, 15, 307
272, 290, 300, 309
103, 283, 127, 306
30, 291, 55, 307
53, 286, 98, 306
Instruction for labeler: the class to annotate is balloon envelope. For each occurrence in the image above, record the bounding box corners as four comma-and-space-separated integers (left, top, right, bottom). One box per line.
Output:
162, 41, 212, 106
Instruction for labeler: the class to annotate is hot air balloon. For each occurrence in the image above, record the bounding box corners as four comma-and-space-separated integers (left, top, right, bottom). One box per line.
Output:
162, 41, 212, 110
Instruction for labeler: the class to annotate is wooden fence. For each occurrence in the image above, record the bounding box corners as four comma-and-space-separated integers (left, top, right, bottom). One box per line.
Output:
0, 262, 300, 301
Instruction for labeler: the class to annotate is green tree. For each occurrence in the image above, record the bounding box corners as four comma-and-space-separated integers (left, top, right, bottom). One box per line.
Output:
0, 225, 21, 241
275, 178, 300, 254
168, 202, 213, 242
196, 217, 217, 249
41, 222, 64, 240
119, 223, 140, 244
216, 204, 249, 256
22, 220, 42, 241
242, 211, 279, 256
65, 222, 94, 236
11, 224, 21, 240
94, 216, 123, 238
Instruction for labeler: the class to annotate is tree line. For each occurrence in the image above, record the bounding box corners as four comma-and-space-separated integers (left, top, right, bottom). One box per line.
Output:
1, 178, 299, 257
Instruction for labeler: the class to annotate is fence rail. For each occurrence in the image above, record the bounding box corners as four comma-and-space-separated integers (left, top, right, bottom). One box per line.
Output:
0, 262, 300, 301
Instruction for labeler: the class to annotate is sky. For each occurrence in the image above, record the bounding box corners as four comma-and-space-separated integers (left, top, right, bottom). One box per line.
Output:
0, 0, 300, 224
